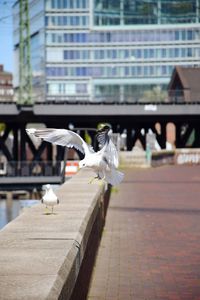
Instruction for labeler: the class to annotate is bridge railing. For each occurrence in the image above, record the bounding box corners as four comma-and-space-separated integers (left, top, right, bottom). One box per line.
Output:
0, 161, 63, 177
37, 93, 187, 104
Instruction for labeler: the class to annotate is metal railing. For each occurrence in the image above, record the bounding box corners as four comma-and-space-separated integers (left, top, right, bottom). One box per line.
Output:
0, 161, 63, 178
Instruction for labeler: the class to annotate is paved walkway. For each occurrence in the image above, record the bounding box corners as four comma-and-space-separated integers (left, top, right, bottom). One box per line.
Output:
87, 165, 200, 300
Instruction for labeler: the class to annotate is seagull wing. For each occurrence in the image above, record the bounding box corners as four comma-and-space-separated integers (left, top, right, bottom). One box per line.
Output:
26, 128, 93, 155
96, 125, 111, 147
103, 138, 119, 168
97, 125, 119, 168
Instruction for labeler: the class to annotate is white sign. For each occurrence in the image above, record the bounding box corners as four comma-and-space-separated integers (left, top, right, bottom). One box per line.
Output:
144, 104, 157, 111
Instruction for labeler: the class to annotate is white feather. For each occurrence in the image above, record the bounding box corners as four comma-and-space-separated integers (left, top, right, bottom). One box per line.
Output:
104, 169, 124, 186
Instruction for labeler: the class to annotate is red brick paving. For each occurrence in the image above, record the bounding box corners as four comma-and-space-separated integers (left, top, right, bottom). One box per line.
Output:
87, 165, 200, 300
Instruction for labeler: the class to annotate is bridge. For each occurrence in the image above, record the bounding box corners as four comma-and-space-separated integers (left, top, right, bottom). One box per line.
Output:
1, 101, 200, 151
0, 101, 200, 189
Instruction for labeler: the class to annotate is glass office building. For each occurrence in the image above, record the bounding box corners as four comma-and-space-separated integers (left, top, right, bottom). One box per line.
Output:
13, 0, 200, 102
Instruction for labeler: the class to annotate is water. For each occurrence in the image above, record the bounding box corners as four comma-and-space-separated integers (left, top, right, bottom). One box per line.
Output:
0, 197, 40, 230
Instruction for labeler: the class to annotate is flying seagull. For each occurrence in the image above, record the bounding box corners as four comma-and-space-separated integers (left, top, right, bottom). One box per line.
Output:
42, 184, 59, 214
26, 125, 124, 186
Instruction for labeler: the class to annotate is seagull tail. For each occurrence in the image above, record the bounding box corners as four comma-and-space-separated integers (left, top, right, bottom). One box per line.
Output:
104, 168, 124, 186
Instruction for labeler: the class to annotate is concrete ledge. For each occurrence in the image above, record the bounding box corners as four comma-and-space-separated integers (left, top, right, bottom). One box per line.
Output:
0, 169, 109, 300
120, 150, 149, 168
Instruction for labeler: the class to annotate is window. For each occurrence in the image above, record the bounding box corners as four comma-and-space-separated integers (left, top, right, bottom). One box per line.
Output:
112, 50, 117, 59
124, 66, 129, 76
175, 31, 179, 40
76, 83, 87, 93
187, 48, 192, 57
161, 66, 167, 75
162, 49, 167, 58
175, 48, 179, 58
187, 30, 193, 40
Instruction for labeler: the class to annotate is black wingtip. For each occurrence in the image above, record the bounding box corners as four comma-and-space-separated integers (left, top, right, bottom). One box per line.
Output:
96, 124, 111, 133
96, 124, 111, 146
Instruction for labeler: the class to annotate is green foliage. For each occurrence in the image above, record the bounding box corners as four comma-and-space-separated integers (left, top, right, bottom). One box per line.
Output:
142, 86, 167, 102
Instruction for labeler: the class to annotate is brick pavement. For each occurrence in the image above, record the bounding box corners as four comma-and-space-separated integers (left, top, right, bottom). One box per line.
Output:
87, 165, 200, 300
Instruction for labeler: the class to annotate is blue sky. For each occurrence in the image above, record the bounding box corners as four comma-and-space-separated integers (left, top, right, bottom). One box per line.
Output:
0, 0, 15, 72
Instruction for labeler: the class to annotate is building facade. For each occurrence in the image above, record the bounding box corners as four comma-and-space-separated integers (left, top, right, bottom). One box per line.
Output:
0, 65, 14, 102
13, 0, 200, 103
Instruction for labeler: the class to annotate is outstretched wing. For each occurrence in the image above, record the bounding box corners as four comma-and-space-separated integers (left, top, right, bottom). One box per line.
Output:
26, 128, 93, 155
96, 125, 111, 147
97, 125, 119, 168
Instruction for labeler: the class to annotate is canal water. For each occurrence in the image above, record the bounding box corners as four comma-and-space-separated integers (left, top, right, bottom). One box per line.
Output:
0, 197, 40, 231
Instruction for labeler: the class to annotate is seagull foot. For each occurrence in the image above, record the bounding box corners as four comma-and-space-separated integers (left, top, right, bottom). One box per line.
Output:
89, 175, 102, 184
98, 180, 104, 186
44, 207, 51, 215
88, 176, 96, 184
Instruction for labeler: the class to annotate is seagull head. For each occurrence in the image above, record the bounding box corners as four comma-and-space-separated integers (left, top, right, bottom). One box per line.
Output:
45, 184, 51, 190
79, 159, 87, 169
79, 156, 96, 169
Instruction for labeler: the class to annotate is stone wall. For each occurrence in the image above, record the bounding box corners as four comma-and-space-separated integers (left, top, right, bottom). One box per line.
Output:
0, 169, 110, 300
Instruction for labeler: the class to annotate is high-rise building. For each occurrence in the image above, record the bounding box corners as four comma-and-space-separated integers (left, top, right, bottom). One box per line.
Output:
13, 0, 200, 103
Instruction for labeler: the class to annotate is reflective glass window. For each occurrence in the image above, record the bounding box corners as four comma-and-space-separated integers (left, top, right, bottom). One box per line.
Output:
182, 30, 186, 40
137, 66, 142, 76
175, 31, 179, 40
187, 48, 192, 57
174, 48, 179, 57
112, 50, 117, 59
144, 49, 148, 59
162, 49, 167, 58
76, 83, 87, 93
124, 67, 129, 76
187, 30, 193, 40
169, 48, 174, 58
181, 48, 186, 57
135, 49, 142, 59
149, 67, 154, 76
94, 0, 198, 25
161, 66, 167, 75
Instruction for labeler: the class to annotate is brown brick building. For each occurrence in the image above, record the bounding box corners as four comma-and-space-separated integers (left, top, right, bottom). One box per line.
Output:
168, 66, 200, 103
0, 65, 14, 101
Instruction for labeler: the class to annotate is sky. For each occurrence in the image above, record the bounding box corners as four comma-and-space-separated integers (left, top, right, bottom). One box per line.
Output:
0, 0, 15, 73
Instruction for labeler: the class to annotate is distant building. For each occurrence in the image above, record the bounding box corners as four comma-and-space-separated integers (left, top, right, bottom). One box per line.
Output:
168, 66, 200, 102
0, 65, 14, 101
13, 0, 200, 103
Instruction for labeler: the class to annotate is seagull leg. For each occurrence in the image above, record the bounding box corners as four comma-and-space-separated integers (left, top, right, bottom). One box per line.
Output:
45, 206, 49, 215
99, 177, 105, 186
98, 171, 107, 186
88, 176, 99, 184
88, 176, 96, 184
51, 206, 54, 214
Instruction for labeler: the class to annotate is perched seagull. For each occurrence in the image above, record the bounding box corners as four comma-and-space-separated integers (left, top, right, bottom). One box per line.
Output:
26, 125, 124, 186
42, 184, 59, 214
